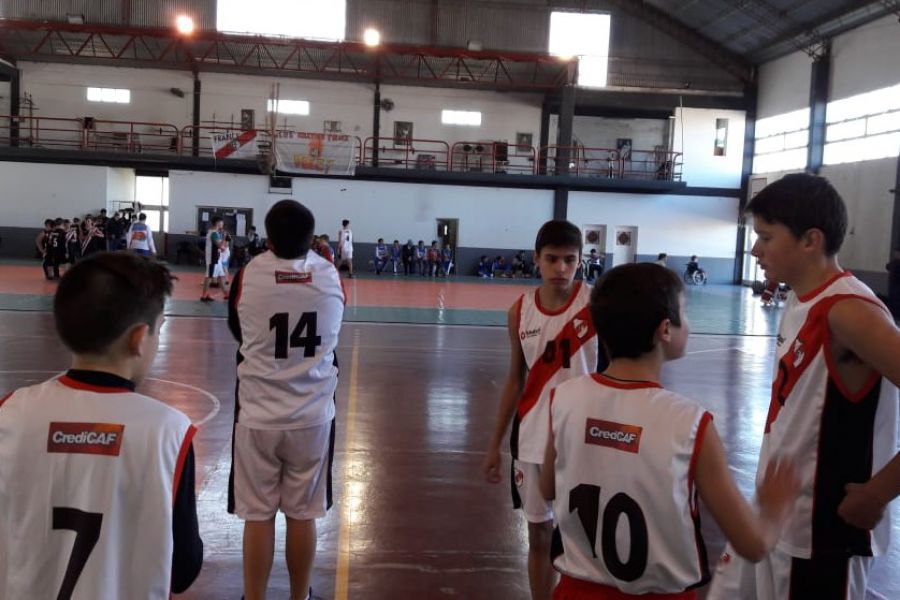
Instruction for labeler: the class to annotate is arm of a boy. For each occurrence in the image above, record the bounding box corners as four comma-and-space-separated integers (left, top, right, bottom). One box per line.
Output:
539, 431, 556, 501
171, 444, 203, 593
226, 268, 244, 342
482, 302, 525, 483
695, 422, 798, 562
829, 298, 900, 528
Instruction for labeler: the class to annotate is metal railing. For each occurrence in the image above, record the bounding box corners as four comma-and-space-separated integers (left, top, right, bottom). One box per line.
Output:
0, 115, 181, 154
362, 137, 451, 171
543, 145, 683, 181
449, 141, 536, 175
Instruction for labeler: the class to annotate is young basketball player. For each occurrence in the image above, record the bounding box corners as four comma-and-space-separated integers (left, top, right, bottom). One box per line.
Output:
0, 252, 202, 598
483, 219, 603, 600
708, 173, 900, 600
201, 216, 227, 302
227, 200, 344, 600
126, 212, 157, 257
540, 263, 799, 599
337, 218, 354, 278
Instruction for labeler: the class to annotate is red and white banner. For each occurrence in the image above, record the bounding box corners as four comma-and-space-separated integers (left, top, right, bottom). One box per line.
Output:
211, 130, 259, 160
273, 131, 357, 175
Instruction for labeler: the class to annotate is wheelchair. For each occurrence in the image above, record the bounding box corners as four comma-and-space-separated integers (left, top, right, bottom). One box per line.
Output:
683, 265, 707, 285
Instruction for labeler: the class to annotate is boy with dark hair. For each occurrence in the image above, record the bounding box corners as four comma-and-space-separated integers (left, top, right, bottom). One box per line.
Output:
483, 219, 603, 600
228, 200, 344, 600
126, 212, 157, 258
708, 173, 900, 600
391, 240, 402, 274
201, 216, 227, 302
46, 218, 67, 280
337, 219, 354, 278
36, 219, 53, 279
402, 240, 416, 276
541, 263, 799, 599
0, 252, 202, 598
375, 238, 389, 275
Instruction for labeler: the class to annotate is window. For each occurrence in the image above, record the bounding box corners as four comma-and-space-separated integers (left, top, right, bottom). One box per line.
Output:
87, 87, 131, 104
752, 108, 809, 174
267, 99, 310, 116
135, 176, 169, 233
217, 0, 345, 41
549, 12, 611, 88
714, 118, 729, 156
441, 110, 482, 126
823, 82, 900, 165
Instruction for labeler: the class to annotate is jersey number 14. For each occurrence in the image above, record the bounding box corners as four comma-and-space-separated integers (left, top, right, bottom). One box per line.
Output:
269, 312, 322, 359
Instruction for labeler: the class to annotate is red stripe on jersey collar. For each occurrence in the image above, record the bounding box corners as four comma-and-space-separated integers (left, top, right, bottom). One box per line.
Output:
592, 373, 662, 390
797, 270, 852, 303
0, 392, 12, 408
59, 370, 135, 394
534, 282, 582, 316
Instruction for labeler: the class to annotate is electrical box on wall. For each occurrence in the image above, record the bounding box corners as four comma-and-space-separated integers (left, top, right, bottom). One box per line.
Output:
269, 175, 292, 193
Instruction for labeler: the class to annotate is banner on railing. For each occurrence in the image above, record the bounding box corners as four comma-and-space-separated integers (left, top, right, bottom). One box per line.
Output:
211, 130, 259, 160
273, 131, 357, 175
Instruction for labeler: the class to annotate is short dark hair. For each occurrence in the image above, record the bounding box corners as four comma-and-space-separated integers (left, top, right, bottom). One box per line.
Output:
265, 199, 315, 259
591, 263, 683, 360
138, 212, 147, 221
657, 253, 667, 260
211, 216, 223, 226
535, 220, 582, 254
100, 209, 107, 214
342, 219, 350, 227
378, 238, 384, 243
746, 173, 847, 256
54, 252, 175, 355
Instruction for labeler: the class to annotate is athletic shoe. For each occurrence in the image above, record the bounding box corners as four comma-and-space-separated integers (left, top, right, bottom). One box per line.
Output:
200, 296, 213, 302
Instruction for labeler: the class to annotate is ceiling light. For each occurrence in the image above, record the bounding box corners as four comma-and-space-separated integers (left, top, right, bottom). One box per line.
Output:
175, 15, 195, 35
363, 28, 381, 47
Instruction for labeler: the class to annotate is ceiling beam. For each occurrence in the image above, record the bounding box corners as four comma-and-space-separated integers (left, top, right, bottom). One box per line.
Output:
602, 0, 753, 84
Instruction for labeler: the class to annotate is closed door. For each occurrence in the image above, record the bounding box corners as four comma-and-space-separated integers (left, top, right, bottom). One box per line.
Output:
612, 226, 637, 266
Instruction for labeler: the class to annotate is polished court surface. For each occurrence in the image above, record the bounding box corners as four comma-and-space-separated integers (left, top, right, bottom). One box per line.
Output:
0, 262, 897, 599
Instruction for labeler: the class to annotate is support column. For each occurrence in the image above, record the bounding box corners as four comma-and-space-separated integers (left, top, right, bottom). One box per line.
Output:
735, 79, 758, 283
556, 83, 575, 176
538, 98, 550, 175
807, 43, 830, 174
553, 187, 568, 221
9, 68, 20, 147
191, 69, 201, 157
372, 80, 381, 168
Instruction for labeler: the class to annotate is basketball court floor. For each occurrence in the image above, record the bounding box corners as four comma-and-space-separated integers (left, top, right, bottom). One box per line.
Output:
0, 263, 897, 599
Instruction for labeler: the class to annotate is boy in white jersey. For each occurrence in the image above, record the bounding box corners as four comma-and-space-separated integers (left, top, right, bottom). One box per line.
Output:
201, 216, 228, 302
0, 252, 203, 599
483, 220, 604, 600
540, 263, 799, 599
709, 173, 900, 599
125, 212, 157, 257
337, 218, 354, 278
227, 200, 344, 600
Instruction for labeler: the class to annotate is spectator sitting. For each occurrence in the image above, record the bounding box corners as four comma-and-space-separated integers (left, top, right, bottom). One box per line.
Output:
655, 252, 668, 267
477, 255, 492, 278
374, 238, 389, 275
686, 254, 700, 274
402, 239, 415, 276
416, 240, 428, 276
511, 251, 529, 278
492, 255, 512, 278
426, 241, 441, 277
390, 240, 402, 274
587, 248, 605, 282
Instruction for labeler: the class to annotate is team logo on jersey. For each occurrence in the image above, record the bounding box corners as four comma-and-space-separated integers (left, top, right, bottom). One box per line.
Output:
574, 318, 589, 339
275, 271, 312, 284
791, 339, 805, 367
585, 419, 642, 453
520, 327, 541, 340
514, 467, 525, 487
47, 422, 125, 456
776, 334, 786, 347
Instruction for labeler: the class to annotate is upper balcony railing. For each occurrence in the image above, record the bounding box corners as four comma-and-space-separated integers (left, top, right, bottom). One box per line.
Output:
0, 114, 683, 183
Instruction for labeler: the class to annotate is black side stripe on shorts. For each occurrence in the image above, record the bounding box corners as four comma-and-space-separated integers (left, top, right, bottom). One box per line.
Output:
789, 555, 850, 600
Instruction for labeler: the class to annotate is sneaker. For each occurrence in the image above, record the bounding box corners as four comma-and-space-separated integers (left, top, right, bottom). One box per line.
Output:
200, 296, 213, 302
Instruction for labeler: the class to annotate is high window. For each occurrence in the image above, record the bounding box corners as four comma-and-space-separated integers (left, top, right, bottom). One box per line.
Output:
87, 87, 131, 104
267, 99, 310, 116
823, 82, 900, 165
217, 0, 345, 40
441, 110, 482, 126
752, 108, 809, 174
548, 12, 611, 88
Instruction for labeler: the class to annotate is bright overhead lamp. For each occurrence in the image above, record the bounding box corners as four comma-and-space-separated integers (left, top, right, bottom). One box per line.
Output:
363, 28, 381, 47
175, 15, 195, 35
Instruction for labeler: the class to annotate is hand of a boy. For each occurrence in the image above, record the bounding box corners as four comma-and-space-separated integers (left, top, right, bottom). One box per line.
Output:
838, 482, 886, 530
482, 449, 502, 484
757, 458, 800, 521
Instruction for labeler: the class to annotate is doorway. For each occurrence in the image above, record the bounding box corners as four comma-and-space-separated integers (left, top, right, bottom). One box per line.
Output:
436, 218, 459, 250
612, 226, 637, 266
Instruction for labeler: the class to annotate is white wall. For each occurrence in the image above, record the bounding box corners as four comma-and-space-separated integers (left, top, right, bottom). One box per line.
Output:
830, 16, 900, 101
673, 107, 746, 189
757, 51, 811, 119
568, 191, 739, 258
168, 170, 554, 249
547, 116, 668, 153
106, 167, 136, 211
0, 161, 108, 226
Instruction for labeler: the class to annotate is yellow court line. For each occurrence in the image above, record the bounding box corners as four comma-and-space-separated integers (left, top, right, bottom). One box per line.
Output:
334, 338, 360, 600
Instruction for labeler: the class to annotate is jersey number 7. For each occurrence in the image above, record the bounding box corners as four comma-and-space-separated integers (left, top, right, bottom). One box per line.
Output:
53, 506, 103, 600
269, 312, 322, 359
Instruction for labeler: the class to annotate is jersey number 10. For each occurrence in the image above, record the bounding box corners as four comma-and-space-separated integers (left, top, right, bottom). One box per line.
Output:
269, 312, 322, 359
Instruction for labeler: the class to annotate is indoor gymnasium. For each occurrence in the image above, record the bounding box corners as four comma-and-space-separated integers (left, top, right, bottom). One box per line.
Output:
0, 1, 899, 599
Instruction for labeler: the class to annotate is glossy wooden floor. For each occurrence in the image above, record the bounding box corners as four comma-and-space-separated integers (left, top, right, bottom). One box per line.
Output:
0, 309, 897, 600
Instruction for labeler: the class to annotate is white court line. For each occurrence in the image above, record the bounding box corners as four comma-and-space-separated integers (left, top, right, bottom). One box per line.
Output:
686, 346, 743, 356
0, 370, 220, 426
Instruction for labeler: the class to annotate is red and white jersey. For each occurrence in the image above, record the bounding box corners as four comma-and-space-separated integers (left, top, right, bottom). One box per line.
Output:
514, 282, 598, 463
761, 271, 898, 558
550, 374, 711, 594
126, 222, 156, 254
0, 376, 195, 600
234, 250, 344, 429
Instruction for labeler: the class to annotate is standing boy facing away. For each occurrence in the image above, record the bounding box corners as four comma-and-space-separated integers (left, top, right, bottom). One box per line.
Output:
541, 263, 799, 599
708, 173, 900, 600
483, 219, 603, 600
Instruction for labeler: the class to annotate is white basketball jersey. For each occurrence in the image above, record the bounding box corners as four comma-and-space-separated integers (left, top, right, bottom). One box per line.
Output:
515, 283, 598, 463
338, 228, 353, 253
760, 272, 897, 559
0, 376, 195, 600
126, 222, 155, 253
550, 373, 711, 594
235, 250, 345, 429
